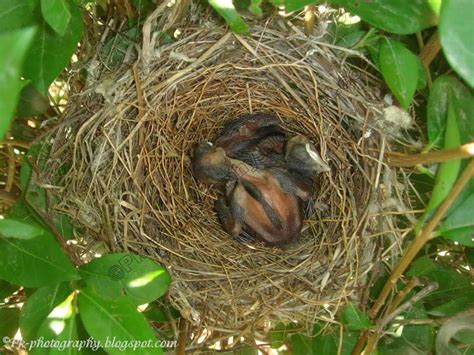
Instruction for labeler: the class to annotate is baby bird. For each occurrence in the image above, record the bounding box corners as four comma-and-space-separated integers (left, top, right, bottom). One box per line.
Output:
286, 135, 331, 176
192, 143, 304, 245
215, 112, 286, 169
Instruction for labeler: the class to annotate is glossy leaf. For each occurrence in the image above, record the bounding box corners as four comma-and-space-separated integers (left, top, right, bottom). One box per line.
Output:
79, 253, 171, 306
0, 27, 36, 139
0, 220, 80, 287
379, 38, 419, 110
0, 307, 20, 339
439, 0, 474, 87
428, 75, 474, 148
41, 0, 71, 36
336, 30, 366, 49
31, 292, 78, 355
208, 0, 248, 33
78, 288, 160, 355
340, 303, 371, 331
0, 0, 37, 32
20, 283, 72, 341
329, 0, 437, 34
23, 0, 83, 93
436, 315, 474, 354
423, 90, 461, 216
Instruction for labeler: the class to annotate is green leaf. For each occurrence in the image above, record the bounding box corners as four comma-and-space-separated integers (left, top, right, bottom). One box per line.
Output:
436, 315, 474, 354
329, 0, 437, 34
143, 303, 180, 322
0, 279, 20, 301
79, 253, 171, 306
31, 292, 78, 355
0, 218, 44, 239
248, 0, 262, 16
423, 90, 461, 215
0, 27, 36, 139
284, 0, 314, 12
428, 295, 474, 317
416, 58, 427, 90
20, 283, 72, 341
41, 0, 71, 36
0, 222, 80, 287
379, 302, 434, 354
427, 75, 474, 148
208, 0, 249, 33
439, 191, 474, 245
78, 288, 160, 355
291, 333, 313, 354
0, 0, 37, 32
336, 30, 366, 49
379, 38, 419, 109
23, 0, 83, 93
439, 0, 474, 87
340, 303, 371, 331
407, 257, 474, 305
0, 307, 20, 339
269, 322, 298, 349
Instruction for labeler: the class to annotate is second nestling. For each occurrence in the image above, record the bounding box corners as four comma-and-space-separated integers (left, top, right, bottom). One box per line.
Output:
192, 113, 331, 246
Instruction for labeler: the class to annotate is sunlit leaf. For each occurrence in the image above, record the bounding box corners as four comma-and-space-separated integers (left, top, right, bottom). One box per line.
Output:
78, 288, 160, 355
79, 253, 171, 305
329, 0, 437, 34
208, 0, 248, 33
379, 38, 419, 109
41, 0, 71, 36
32, 292, 78, 355
439, 0, 474, 87
0, 27, 36, 139
20, 283, 72, 341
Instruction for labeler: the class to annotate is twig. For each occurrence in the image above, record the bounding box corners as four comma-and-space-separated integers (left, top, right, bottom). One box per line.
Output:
385, 143, 474, 167
175, 319, 188, 355
304, 5, 315, 36
364, 282, 439, 354
386, 277, 422, 314
368, 159, 474, 320
0, 139, 31, 149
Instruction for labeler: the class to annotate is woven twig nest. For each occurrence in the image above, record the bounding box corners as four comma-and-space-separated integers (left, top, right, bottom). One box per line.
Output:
38, 15, 413, 346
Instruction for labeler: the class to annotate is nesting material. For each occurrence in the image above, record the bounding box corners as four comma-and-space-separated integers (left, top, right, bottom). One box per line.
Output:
37, 16, 410, 345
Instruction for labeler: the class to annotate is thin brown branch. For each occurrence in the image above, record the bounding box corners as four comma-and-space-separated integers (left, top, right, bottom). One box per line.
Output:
386, 277, 422, 314
175, 319, 188, 355
386, 143, 474, 167
0, 139, 31, 149
419, 31, 441, 68
304, 5, 316, 36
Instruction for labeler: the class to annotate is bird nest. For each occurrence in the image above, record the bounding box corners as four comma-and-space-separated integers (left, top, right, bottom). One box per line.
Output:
36, 15, 413, 346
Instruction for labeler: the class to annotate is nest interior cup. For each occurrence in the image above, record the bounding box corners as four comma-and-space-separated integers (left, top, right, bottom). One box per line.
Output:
40, 21, 391, 344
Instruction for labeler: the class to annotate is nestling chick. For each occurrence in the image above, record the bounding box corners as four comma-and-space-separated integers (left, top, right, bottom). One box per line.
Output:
192, 143, 304, 245
286, 135, 331, 176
